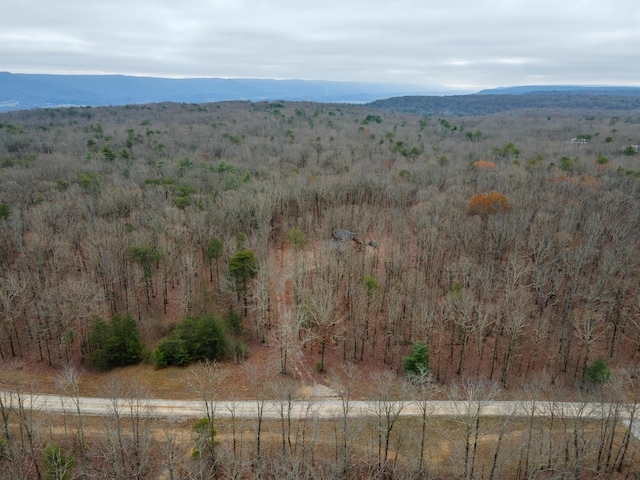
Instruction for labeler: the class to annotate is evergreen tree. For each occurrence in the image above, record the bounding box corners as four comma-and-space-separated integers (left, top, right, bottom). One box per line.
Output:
88, 313, 143, 370
402, 342, 430, 383
228, 249, 258, 316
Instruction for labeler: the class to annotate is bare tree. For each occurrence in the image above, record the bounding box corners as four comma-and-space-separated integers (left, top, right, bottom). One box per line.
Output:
449, 377, 501, 480
186, 360, 228, 438
369, 370, 406, 477
0, 271, 27, 360
409, 374, 440, 474
447, 285, 476, 376
300, 279, 342, 372
616, 367, 640, 473
500, 292, 530, 387
252, 263, 272, 343
55, 365, 85, 451
272, 307, 310, 376
336, 362, 358, 475
245, 362, 274, 459
160, 420, 189, 480
518, 375, 550, 478
270, 376, 298, 461
96, 378, 153, 480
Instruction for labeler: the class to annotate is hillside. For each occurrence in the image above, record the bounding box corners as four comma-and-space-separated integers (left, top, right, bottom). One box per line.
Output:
368, 92, 640, 116
477, 85, 640, 96
1, 98, 640, 381
2, 99, 640, 478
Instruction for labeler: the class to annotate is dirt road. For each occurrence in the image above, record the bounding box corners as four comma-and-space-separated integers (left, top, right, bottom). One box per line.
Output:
2, 390, 638, 438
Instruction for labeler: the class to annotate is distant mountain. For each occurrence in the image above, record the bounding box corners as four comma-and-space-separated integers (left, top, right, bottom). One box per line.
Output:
477, 85, 640, 96
0, 72, 454, 112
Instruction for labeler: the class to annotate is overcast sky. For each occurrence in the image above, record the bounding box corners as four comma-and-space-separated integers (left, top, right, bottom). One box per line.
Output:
3, 0, 639, 90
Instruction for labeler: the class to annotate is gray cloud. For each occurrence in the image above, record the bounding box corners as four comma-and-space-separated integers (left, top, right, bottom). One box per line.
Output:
2, 0, 639, 89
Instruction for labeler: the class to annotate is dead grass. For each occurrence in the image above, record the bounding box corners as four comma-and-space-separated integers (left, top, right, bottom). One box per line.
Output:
5, 409, 638, 478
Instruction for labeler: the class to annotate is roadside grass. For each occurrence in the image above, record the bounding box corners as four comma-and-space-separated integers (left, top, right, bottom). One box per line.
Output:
3, 409, 638, 477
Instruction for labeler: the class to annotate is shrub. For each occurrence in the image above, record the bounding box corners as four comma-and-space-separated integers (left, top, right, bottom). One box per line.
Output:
42, 442, 75, 480
287, 228, 307, 250
192, 417, 218, 459
192, 314, 229, 361
153, 337, 191, 368
225, 310, 243, 335
0, 202, 10, 220
559, 156, 578, 171
584, 358, 612, 385
402, 342, 430, 382
175, 196, 190, 209
88, 313, 143, 371
152, 313, 230, 368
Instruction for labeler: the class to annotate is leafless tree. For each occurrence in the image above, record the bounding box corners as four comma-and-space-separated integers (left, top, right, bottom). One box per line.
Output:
55, 364, 85, 451
369, 370, 407, 477
96, 378, 153, 480
300, 278, 342, 372
449, 377, 501, 480
0, 271, 27, 360
244, 362, 274, 459
186, 360, 228, 429
409, 374, 440, 474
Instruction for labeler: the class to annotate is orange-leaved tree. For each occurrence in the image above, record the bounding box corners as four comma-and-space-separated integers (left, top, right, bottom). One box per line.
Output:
468, 191, 509, 216
472, 160, 495, 169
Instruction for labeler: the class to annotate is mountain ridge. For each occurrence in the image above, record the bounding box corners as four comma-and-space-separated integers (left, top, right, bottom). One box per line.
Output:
0, 72, 455, 111
3, 72, 640, 113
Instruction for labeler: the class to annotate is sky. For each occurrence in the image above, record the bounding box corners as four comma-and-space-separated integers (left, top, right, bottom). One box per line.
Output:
2, 0, 640, 91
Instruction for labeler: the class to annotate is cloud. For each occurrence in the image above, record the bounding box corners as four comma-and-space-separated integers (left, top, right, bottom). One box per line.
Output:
2, 0, 640, 88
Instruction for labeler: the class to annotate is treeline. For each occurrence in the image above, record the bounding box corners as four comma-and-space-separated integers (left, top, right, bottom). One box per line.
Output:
1, 100, 640, 390
369, 93, 640, 116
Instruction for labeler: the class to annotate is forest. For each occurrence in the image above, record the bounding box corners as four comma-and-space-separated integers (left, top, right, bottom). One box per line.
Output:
369, 93, 640, 116
1, 98, 640, 478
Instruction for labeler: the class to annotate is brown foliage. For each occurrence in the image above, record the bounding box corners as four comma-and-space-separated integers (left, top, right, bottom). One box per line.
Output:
468, 191, 510, 216
472, 160, 495, 169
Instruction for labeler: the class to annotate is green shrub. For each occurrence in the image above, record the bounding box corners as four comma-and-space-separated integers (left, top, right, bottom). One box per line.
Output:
402, 342, 430, 382
175, 196, 190, 209
584, 358, 612, 385
559, 156, 578, 171
0, 202, 10, 220
152, 313, 231, 368
287, 228, 307, 250
225, 310, 243, 335
42, 442, 75, 480
192, 314, 229, 361
191, 417, 218, 458
54, 178, 69, 190
88, 313, 143, 370
153, 337, 191, 367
